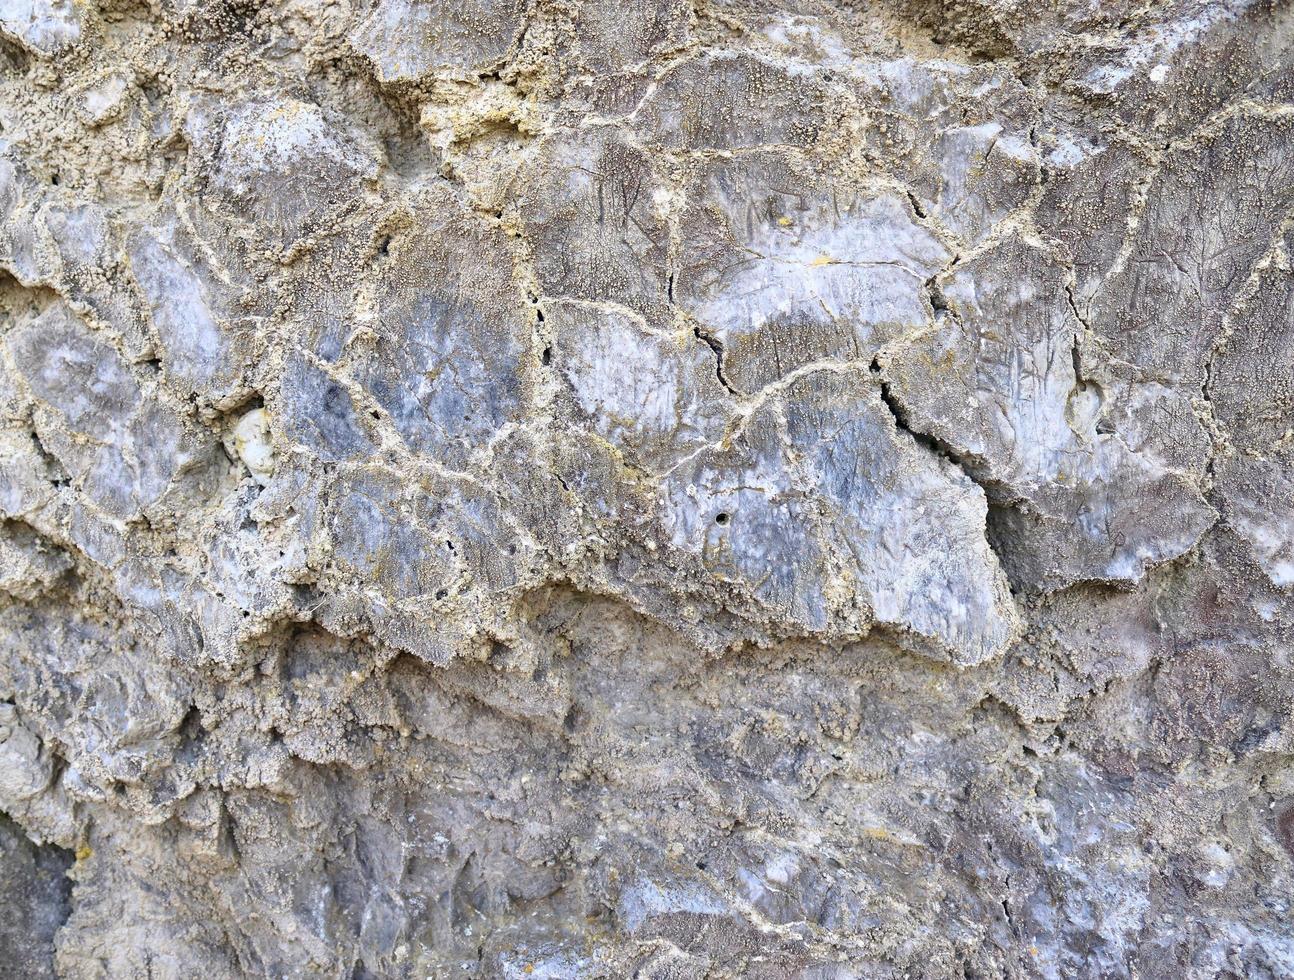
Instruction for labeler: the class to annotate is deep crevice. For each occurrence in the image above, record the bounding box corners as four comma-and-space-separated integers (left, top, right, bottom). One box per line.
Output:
1064, 283, 1091, 332
693, 326, 738, 396
925, 275, 950, 313
1201, 354, 1218, 484
869, 358, 1019, 579
870, 357, 992, 490
1201, 352, 1215, 405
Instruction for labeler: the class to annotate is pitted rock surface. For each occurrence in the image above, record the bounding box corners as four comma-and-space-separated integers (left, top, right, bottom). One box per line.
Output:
1, 1, 1293, 977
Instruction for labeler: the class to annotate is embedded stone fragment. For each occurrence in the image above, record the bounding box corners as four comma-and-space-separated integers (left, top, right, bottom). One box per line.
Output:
73, 74, 131, 128
0, 522, 71, 600
0, 144, 149, 356
127, 214, 256, 404
924, 116, 1038, 245
1061, 0, 1293, 139
850, 58, 1039, 245
655, 369, 1018, 665
987, 447, 1217, 592
350, 0, 528, 81
0, 430, 61, 520
182, 95, 382, 252
675, 153, 949, 393
6, 304, 216, 520
512, 127, 671, 317
38, 202, 148, 352
1202, 241, 1294, 591
1088, 113, 1294, 388
633, 52, 829, 150
886, 237, 1079, 493
1036, 134, 1146, 303
1213, 455, 1294, 590
656, 400, 830, 635
349, 186, 533, 469
0, 142, 142, 332
0, 703, 53, 804
885, 234, 1216, 591
560, 0, 691, 74
548, 300, 732, 472
1210, 237, 1294, 458
0, 0, 80, 56
0, 142, 45, 284
276, 351, 378, 462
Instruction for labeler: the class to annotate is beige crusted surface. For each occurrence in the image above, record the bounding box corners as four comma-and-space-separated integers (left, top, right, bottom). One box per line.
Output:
1, 0, 1293, 977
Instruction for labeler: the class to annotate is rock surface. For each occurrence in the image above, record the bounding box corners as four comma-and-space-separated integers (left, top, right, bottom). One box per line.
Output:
0, 0, 1292, 977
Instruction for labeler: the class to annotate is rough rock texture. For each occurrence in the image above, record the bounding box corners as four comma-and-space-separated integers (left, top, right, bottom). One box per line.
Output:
1, 0, 1293, 976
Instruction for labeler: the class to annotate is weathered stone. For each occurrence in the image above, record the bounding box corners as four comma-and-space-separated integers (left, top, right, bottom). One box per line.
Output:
1, 1, 1292, 976
0, 813, 71, 980
0, 0, 80, 56
675, 153, 948, 393
6, 303, 218, 520
885, 234, 1216, 590
549, 300, 732, 472
350, 0, 529, 82
513, 126, 672, 317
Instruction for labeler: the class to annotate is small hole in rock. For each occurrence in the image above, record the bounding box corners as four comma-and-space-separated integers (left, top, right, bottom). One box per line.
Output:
715, 512, 730, 526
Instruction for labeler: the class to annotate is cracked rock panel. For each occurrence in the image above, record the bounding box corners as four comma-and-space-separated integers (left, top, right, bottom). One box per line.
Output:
1, 0, 1293, 977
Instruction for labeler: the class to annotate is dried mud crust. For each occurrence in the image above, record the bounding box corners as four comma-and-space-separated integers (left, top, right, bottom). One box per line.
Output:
0, 0, 1293, 977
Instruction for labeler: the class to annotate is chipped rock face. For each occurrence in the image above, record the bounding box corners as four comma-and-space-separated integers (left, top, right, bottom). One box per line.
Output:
0, 1, 1292, 977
